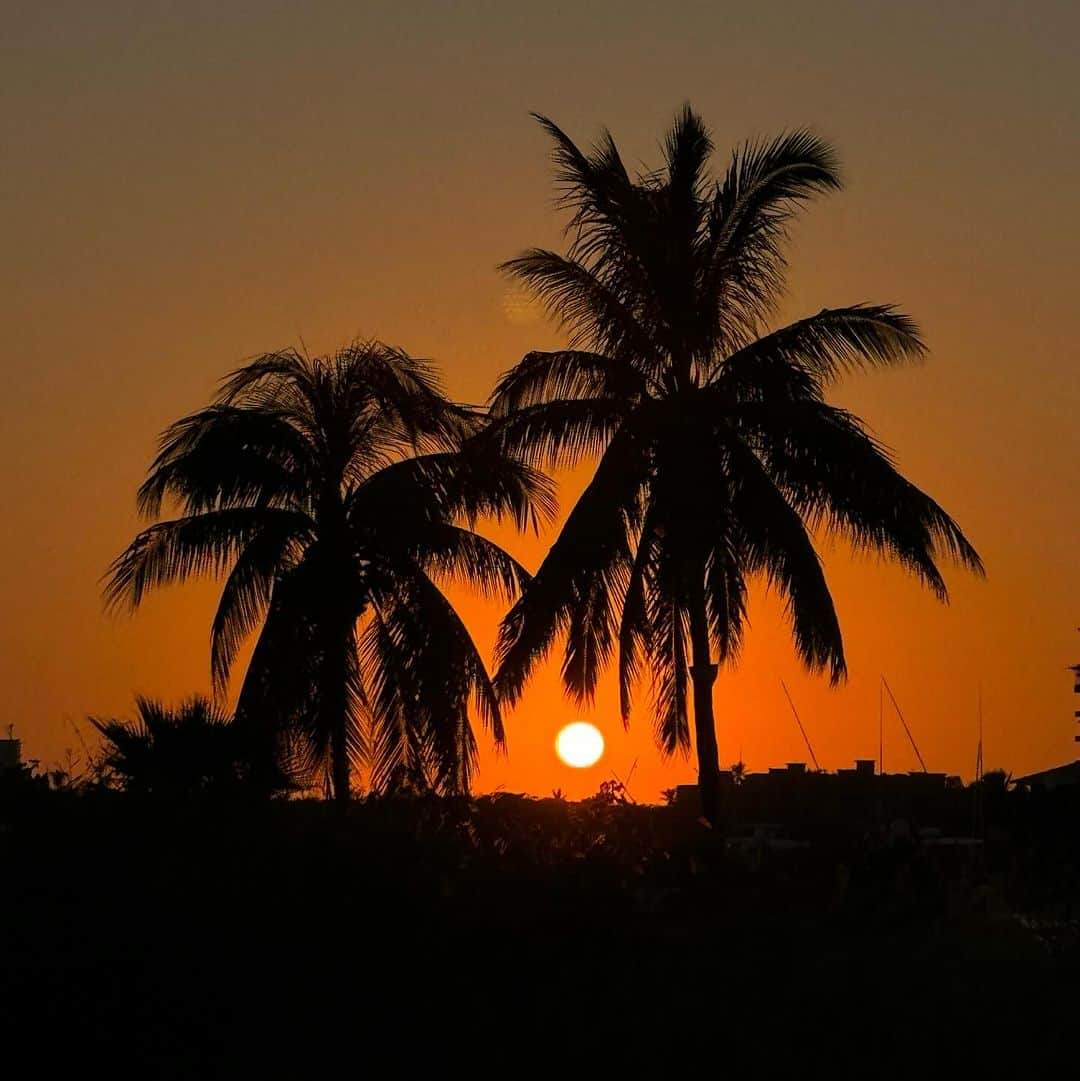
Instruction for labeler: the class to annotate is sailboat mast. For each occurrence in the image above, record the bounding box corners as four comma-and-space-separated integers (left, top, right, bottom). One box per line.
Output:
780, 680, 822, 772
882, 677, 929, 774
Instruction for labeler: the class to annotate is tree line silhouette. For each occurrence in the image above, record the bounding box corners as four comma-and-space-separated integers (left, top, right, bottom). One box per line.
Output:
100, 107, 981, 821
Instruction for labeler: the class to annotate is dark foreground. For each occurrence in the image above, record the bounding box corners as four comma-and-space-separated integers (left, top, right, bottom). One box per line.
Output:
3, 788, 1078, 1076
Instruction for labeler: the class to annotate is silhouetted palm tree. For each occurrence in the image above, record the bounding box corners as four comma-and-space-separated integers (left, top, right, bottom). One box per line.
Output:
107, 343, 554, 802
491, 108, 982, 824
90, 695, 286, 797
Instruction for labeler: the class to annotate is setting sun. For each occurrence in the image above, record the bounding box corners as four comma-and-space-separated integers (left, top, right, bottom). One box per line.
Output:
555, 723, 605, 768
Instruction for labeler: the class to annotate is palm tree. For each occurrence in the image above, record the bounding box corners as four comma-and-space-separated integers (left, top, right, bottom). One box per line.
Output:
90, 695, 288, 797
106, 342, 554, 802
490, 108, 982, 824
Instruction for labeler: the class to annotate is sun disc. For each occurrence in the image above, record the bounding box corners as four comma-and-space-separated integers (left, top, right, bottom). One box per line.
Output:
555, 722, 605, 768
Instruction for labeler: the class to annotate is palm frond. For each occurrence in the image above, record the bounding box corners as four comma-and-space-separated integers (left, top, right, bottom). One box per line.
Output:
714, 305, 925, 390
755, 401, 983, 596
360, 611, 434, 794
210, 521, 309, 695
486, 397, 628, 472
104, 508, 308, 612
410, 524, 532, 603
531, 112, 636, 251
495, 429, 648, 705
332, 340, 477, 451
366, 566, 502, 795
728, 441, 846, 682
645, 549, 691, 756
704, 526, 748, 665
350, 441, 557, 535
663, 103, 714, 209
617, 506, 659, 725
218, 349, 317, 406
705, 129, 841, 344
500, 249, 660, 365
137, 405, 314, 518
488, 349, 650, 414
233, 563, 352, 790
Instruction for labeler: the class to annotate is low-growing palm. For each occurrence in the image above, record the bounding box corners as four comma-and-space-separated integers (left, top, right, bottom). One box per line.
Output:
491, 108, 982, 823
89, 695, 287, 797
107, 343, 554, 801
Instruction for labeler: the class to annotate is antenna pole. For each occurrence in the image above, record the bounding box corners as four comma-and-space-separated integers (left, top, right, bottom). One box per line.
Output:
780, 680, 822, 772
882, 677, 928, 773
976, 686, 984, 783
973, 686, 985, 837
878, 679, 884, 776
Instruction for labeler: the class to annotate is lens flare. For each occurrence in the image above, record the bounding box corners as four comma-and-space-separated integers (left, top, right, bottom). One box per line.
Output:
501, 285, 541, 325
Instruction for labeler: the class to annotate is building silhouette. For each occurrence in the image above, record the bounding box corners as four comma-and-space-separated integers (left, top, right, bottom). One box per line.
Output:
675, 759, 965, 835
1072, 658, 1080, 742
0, 726, 21, 775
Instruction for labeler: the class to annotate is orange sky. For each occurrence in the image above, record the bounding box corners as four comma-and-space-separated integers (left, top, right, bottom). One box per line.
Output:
4, 2, 1078, 800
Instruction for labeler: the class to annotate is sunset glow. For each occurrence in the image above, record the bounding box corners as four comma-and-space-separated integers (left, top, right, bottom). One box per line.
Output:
2, 3, 1077, 802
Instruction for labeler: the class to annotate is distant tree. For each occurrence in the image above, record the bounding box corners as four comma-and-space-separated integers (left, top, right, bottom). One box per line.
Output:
589, 777, 630, 805
981, 768, 1012, 794
106, 344, 554, 802
490, 107, 982, 825
90, 695, 287, 798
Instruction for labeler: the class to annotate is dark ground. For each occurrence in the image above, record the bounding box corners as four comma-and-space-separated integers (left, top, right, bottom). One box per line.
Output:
2, 787, 1078, 1077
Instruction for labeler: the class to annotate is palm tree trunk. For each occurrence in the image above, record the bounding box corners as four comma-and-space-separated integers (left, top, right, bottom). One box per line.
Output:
688, 574, 723, 827
324, 611, 352, 807
330, 707, 350, 807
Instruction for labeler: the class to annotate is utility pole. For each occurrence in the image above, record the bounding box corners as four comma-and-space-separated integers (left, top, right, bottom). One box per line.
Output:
975, 687, 984, 785
973, 687, 984, 838
1072, 627, 1079, 743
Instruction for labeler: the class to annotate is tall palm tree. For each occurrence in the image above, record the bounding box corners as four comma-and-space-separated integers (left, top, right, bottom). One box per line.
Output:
490, 108, 982, 824
106, 343, 554, 802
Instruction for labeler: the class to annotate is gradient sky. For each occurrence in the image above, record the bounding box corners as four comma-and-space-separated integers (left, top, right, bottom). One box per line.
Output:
4, 1, 1078, 799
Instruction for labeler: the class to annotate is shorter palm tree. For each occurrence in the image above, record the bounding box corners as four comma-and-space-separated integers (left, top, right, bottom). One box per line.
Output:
90, 695, 287, 798
106, 342, 554, 801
